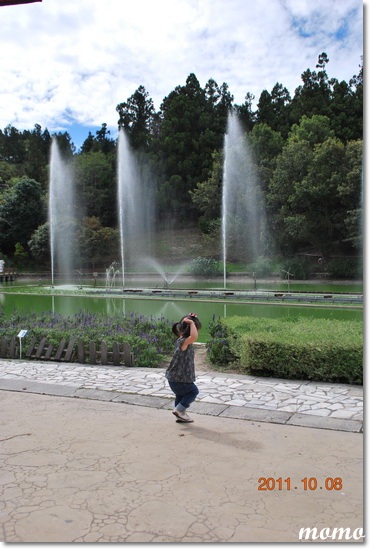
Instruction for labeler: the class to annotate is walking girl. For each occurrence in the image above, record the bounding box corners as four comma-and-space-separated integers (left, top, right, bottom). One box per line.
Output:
165, 313, 201, 423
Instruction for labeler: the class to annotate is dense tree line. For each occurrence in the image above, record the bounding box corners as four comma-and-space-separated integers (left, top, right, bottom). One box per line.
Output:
0, 53, 363, 270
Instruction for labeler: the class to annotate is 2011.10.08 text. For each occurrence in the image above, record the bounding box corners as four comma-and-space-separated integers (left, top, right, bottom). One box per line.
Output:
258, 477, 343, 491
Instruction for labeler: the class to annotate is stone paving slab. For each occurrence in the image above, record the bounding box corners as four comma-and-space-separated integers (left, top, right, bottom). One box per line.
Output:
0, 359, 363, 433
219, 406, 292, 424
74, 388, 118, 401
191, 401, 229, 416
287, 413, 363, 433
0, 379, 78, 397
0, 378, 29, 391
112, 393, 171, 409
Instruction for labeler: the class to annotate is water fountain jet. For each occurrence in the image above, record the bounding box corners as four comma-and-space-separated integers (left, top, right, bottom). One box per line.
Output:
49, 138, 78, 286
222, 112, 268, 288
117, 129, 155, 288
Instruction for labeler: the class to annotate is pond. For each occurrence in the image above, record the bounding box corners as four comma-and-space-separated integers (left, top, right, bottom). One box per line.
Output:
0, 278, 363, 343
2, 275, 364, 294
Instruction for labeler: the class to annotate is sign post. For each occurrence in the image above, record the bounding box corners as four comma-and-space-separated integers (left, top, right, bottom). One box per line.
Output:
17, 330, 28, 359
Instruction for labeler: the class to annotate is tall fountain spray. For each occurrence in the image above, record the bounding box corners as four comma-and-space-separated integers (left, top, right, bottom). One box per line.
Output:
222, 112, 267, 288
117, 129, 155, 287
49, 138, 77, 286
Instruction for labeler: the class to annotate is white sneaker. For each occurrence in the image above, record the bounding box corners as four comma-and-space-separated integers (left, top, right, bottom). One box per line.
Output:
172, 410, 194, 423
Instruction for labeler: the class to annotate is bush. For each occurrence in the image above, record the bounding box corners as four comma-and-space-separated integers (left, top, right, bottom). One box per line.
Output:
327, 258, 362, 279
280, 257, 310, 280
189, 257, 223, 277
207, 315, 363, 384
0, 309, 175, 368
249, 256, 276, 277
206, 316, 237, 365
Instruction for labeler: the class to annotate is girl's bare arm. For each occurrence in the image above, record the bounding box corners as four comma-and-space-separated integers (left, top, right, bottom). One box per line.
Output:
181, 319, 198, 350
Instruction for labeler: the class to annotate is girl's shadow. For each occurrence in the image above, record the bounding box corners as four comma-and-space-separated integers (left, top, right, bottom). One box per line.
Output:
176, 423, 263, 452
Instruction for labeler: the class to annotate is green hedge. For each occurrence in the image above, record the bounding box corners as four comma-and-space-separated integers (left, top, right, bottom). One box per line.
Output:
207, 315, 363, 385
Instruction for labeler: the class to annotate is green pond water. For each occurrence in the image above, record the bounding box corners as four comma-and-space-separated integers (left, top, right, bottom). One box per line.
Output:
0, 279, 363, 343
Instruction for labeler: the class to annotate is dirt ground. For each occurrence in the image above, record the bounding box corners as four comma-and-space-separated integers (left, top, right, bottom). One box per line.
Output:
195, 344, 212, 372
162, 344, 237, 375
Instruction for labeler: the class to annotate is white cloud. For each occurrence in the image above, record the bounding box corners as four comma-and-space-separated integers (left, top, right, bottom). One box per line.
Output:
0, 0, 363, 145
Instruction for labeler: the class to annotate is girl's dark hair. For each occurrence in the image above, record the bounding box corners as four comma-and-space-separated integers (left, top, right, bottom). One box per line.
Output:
188, 314, 201, 329
178, 314, 201, 338
172, 322, 181, 337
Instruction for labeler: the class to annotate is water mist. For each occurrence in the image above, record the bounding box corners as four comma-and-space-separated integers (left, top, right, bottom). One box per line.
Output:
222, 112, 267, 288
49, 138, 77, 285
117, 129, 155, 287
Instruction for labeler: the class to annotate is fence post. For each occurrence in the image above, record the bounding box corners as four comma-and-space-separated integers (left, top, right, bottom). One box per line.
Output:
45, 343, 54, 360
25, 337, 37, 359
112, 342, 120, 365
100, 341, 108, 365
77, 339, 85, 364
64, 337, 76, 362
54, 338, 66, 361
122, 342, 133, 367
0, 337, 7, 358
89, 341, 97, 364
35, 337, 47, 359
8, 336, 17, 358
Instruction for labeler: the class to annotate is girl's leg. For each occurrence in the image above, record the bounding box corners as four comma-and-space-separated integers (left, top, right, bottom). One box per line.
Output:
174, 383, 199, 412
168, 381, 183, 407
174, 394, 182, 407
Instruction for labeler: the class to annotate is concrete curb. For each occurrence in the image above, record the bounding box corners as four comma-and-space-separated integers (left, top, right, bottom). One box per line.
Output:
0, 379, 362, 433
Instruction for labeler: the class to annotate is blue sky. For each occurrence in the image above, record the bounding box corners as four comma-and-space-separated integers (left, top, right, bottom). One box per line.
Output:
67, 123, 118, 151
0, 0, 364, 150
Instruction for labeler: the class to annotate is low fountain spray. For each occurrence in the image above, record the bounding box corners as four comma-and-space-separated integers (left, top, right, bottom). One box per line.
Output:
139, 257, 190, 288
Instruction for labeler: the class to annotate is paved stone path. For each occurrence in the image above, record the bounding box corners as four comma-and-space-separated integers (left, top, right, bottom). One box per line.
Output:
0, 359, 363, 433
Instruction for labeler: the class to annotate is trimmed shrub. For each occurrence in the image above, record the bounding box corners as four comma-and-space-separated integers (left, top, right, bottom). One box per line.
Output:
207, 315, 363, 384
189, 257, 223, 277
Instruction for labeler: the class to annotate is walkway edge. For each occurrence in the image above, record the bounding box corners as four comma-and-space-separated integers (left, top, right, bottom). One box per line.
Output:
0, 379, 363, 433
